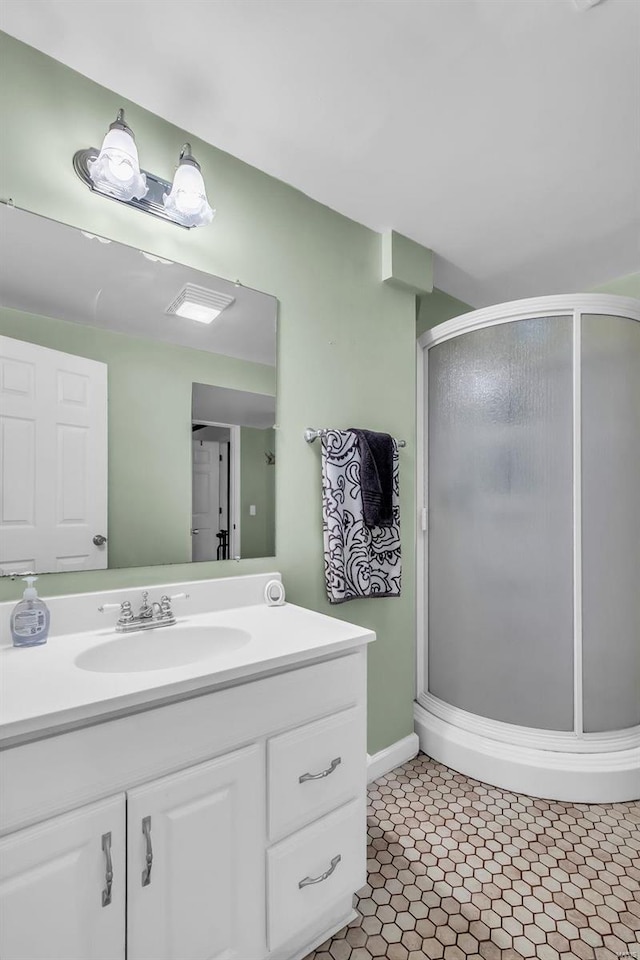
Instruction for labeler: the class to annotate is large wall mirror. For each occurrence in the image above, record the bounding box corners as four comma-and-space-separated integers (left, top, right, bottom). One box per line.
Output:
0, 204, 277, 575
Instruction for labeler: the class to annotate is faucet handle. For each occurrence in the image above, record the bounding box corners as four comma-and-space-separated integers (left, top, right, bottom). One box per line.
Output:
98, 600, 134, 622
120, 601, 134, 622
159, 593, 189, 620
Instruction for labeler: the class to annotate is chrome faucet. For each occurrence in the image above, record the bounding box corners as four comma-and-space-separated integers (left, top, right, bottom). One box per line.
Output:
98, 591, 189, 633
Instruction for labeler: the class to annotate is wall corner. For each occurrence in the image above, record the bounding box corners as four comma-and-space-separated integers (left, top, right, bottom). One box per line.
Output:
381, 230, 433, 295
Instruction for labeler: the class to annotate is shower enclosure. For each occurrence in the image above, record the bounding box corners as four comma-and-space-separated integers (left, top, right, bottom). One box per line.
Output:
415, 295, 639, 802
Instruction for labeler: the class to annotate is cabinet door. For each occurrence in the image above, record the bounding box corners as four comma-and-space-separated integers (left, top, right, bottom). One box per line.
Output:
0, 794, 125, 960
127, 745, 265, 960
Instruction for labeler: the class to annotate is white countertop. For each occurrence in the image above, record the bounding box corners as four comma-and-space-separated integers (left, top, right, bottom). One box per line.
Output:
0, 601, 374, 746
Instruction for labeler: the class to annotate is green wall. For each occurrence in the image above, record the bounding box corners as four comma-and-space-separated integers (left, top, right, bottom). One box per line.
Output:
240, 427, 276, 559
590, 273, 640, 298
0, 305, 274, 568
0, 32, 421, 754
417, 288, 472, 339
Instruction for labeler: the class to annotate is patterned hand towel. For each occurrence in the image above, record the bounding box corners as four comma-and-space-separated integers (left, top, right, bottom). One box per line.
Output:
321, 430, 401, 603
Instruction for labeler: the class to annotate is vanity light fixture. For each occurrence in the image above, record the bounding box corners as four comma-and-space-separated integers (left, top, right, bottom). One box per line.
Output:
86, 109, 147, 202
163, 144, 215, 228
73, 110, 214, 229
166, 283, 234, 324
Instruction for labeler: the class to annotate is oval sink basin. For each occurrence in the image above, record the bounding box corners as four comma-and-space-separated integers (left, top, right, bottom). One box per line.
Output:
75, 625, 251, 673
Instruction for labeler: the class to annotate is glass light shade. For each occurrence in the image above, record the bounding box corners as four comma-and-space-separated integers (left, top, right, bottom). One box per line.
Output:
163, 159, 214, 227
88, 125, 148, 202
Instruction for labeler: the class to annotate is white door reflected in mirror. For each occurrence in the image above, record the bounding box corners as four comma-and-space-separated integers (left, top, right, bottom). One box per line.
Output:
0, 336, 107, 575
191, 424, 239, 561
191, 383, 275, 562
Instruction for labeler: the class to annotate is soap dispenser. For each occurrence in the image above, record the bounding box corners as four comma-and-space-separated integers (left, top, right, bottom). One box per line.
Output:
10, 576, 50, 647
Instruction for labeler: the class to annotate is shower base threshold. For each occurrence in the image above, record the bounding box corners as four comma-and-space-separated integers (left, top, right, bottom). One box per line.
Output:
414, 697, 639, 803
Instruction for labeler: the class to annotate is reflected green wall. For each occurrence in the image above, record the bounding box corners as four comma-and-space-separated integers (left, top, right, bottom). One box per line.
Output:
0, 32, 421, 754
0, 305, 275, 568
240, 428, 276, 559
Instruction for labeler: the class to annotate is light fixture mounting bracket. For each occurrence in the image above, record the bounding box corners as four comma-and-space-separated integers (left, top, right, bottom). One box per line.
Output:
72, 148, 192, 229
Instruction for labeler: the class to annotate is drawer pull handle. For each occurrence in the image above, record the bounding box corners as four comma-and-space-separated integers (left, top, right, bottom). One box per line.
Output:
101, 832, 113, 907
299, 757, 341, 783
141, 816, 153, 887
299, 854, 342, 889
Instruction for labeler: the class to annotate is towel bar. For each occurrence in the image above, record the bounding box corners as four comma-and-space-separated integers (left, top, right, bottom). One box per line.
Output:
304, 427, 406, 447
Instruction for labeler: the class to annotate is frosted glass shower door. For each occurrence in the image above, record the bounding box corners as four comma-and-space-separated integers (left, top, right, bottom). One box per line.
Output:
426, 317, 574, 730
582, 315, 640, 732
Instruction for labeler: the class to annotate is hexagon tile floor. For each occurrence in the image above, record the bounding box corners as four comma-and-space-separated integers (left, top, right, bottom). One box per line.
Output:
304, 752, 640, 960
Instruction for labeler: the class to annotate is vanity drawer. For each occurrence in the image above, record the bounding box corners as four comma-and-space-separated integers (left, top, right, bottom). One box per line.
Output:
267, 799, 365, 952
268, 707, 364, 842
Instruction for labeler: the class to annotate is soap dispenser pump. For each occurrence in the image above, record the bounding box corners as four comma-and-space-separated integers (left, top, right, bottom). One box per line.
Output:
10, 576, 50, 647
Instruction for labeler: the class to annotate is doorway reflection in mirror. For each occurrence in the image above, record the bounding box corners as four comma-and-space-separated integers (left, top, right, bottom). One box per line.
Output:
191, 384, 276, 561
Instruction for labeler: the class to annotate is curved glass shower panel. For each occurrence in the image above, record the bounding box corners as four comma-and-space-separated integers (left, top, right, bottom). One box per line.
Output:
427, 317, 574, 730
582, 314, 640, 732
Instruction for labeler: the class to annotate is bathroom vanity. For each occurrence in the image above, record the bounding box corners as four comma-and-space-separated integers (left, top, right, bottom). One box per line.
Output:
0, 574, 374, 960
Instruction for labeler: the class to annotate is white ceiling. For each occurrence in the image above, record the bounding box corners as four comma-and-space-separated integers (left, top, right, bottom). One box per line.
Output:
0, 205, 277, 366
192, 383, 276, 429
2, 0, 638, 307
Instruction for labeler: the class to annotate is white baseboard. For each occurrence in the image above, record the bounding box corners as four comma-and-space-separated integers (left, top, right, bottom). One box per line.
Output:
414, 701, 640, 804
367, 733, 419, 783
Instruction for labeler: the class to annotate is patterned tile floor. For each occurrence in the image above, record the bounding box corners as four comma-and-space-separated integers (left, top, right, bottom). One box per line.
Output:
305, 753, 640, 960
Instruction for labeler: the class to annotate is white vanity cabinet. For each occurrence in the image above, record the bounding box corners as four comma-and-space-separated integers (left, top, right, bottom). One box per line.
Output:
0, 795, 126, 960
0, 646, 369, 960
0, 749, 263, 960
126, 746, 264, 960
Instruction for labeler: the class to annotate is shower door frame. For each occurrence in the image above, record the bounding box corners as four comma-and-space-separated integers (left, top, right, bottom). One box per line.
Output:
416, 294, 640, 755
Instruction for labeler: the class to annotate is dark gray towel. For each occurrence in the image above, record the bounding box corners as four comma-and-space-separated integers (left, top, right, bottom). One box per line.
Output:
348, 428, 394, 528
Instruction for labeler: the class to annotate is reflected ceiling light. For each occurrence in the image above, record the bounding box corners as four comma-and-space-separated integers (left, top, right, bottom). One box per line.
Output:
166, 284, 234, 324
86, 110, 147, 202
73, 110, 214, 230
81, 231, 111, 243
177, 302, 221, 323
141, 251, 174, 265
163, 144, 215, 228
